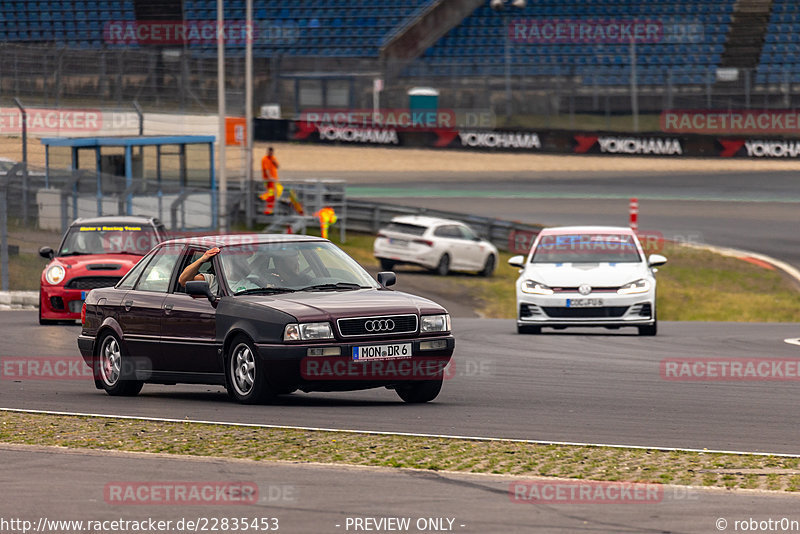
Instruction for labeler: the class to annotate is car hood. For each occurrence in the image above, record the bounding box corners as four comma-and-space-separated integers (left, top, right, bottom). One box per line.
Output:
51, 254, 142, 272
523, 262, 650, 287
239, 289, 446, 321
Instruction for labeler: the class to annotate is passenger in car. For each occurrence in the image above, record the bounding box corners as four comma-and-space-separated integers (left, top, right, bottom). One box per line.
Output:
178, 247, 220, 294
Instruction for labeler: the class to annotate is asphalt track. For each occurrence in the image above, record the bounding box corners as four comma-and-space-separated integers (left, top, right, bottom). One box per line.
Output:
3, 444, 800, 534
3, 311, 800, 455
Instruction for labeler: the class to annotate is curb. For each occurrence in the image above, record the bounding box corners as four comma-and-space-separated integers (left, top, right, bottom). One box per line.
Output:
0, 291, 39, 311
681, 243, 800, 285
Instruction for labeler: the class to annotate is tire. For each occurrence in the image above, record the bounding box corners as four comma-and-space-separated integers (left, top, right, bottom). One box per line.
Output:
396, 378, 443, 403
435, 254, 450, 276
638, 320, 657, 336
480, 254, 496, 277
225, 336, 275, 404
379, 259, 396, 271
517, 324, 541, 334
96, 331, 143, 396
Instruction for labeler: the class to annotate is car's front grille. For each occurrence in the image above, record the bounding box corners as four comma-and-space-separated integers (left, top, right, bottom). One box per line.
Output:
337, 314, 418, 337
65, 276, 122, 290
552, 286, 619, 293
542, 306, 629, 318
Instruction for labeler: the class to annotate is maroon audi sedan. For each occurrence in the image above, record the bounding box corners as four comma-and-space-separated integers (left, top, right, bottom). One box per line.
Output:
77, 234, 454, 404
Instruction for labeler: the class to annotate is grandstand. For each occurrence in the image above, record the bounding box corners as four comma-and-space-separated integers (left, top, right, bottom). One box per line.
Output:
0, 0, 791, 115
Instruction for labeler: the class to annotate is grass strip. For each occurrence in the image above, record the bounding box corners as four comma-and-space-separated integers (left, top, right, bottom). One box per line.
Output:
2, 411, 800, 492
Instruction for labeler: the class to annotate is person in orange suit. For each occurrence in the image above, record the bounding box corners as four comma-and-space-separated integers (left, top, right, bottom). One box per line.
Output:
260, 147, 283, 214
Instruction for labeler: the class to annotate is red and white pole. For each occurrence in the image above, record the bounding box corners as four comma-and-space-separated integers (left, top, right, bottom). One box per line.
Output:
629, 197, 639, 233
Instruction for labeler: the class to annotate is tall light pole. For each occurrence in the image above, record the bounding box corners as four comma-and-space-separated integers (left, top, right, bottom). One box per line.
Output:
491, 0, 526, 119
245, 0, 254, 228
217, 0, 227, 231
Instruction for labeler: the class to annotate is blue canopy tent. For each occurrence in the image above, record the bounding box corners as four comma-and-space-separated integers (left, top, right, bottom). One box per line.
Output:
40, 135, 216, 230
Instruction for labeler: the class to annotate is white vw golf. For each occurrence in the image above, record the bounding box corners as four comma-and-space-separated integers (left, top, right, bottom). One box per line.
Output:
509, 226, 666, 336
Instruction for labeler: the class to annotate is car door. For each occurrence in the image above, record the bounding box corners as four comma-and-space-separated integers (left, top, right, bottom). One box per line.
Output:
118, 244, 182, 374
438, 224, 478, 270
432, 225, 463, 269
159, 247, 220, 375
456, 225, 488, 270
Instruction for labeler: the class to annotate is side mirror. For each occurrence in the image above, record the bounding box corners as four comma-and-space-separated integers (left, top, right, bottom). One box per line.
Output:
39, 246, 54, 259
648, 254, 668, 267
377, 271, 396, 288
185, 280, 217, 304
508, 255, 525, 269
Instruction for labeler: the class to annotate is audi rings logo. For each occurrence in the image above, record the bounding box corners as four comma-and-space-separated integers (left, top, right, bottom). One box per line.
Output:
364, 319, 395, 332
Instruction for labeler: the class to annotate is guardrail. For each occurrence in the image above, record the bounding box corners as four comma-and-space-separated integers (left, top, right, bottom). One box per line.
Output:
345, 199, 543, 254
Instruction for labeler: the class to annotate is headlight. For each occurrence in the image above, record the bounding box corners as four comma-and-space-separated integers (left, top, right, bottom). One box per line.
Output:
421, 314, 451, 333
45, 264, 66, 285
283, 322, 334, 341
617, 279, 651, 295
521, 280, 553, 295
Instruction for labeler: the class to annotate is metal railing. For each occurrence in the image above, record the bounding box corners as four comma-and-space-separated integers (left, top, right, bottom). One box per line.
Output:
345, 199, 542, 253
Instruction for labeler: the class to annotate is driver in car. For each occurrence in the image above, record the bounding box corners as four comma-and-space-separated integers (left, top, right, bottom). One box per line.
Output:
178, 247, 220, 294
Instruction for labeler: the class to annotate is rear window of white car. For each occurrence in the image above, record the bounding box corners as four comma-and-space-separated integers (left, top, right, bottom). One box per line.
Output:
531, 233, 642, 263
385, 222, 427, 236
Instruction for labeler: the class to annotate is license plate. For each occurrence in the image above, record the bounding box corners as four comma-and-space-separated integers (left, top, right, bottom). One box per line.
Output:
389, 238, 408, 247
567, 298, 604, 307
353, 343, 411, 361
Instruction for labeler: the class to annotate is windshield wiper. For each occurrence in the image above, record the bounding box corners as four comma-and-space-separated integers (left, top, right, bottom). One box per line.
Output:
234, 287, 297, 296
298, 282, 368, 292
59, 251, 92, 256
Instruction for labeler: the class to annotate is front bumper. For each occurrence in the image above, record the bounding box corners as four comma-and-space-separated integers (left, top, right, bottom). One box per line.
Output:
40, 286, 87, 320
517, 292, 655, 327
255, 335, 455, 392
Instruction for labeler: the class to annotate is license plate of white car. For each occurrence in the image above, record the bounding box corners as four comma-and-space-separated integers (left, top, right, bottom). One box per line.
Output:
389, 238, 408, 247
567, 298, 604, 307
352, 343, 411, 361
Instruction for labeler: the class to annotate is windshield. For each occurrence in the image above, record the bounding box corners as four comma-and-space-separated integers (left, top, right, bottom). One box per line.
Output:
58, 224, 159, 256
219, 241, 379, 294
531, 233, 642, 264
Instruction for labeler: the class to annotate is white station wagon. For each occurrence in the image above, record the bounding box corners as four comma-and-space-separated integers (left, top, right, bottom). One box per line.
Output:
509, 226, 667, 336
374, 216, 499, 277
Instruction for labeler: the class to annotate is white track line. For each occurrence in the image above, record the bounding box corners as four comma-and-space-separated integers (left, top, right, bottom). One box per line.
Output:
3, 407, 800, 458
784, 338, 800, 347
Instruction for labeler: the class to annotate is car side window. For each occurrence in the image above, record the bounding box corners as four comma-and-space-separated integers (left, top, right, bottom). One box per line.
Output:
116, 252, 154, 289
135, 247, 181, 293
434, 225, 458, 238
458, 226, 478, 241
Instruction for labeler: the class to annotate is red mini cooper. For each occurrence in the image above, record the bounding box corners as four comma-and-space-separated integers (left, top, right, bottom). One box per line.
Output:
38, 216, 166, 325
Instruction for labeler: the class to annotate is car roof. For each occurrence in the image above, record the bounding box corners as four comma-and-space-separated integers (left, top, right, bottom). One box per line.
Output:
538, 226, 637, 236
389, 215, 465, 227
161, 233, 327, 248
70, 215, 161, 226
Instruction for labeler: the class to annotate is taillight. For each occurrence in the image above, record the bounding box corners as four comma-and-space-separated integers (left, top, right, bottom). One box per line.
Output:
377, 232, 387, 239
80, 302, 87, 325
413, 239, 434, 247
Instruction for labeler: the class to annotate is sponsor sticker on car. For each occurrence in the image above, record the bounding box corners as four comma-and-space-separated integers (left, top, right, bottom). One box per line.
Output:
353, 343, 411, 361
566, 298, 604, 307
